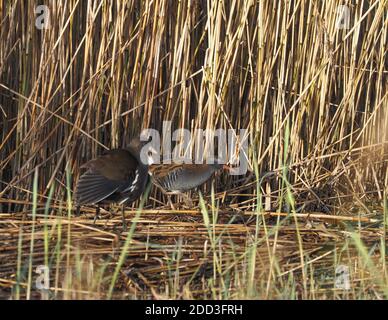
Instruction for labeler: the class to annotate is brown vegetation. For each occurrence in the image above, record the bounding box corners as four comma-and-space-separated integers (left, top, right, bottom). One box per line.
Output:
0, 0, 387, 299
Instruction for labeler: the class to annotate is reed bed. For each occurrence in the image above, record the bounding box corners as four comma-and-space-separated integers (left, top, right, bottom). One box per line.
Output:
0, 0, 387, 299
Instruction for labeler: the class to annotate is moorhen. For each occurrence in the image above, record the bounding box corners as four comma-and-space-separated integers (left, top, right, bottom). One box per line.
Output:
74, 137, 149, 226
149, 162, 230, 208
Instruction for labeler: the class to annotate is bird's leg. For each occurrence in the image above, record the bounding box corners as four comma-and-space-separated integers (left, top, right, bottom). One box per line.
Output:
181, 193, 194, 208
93, 206, 100, 224
75, 205, 81, 217
106, 204, 114, 220
121, 204, 127, 231
157, 186, 176, 210
167, 194, 176, 211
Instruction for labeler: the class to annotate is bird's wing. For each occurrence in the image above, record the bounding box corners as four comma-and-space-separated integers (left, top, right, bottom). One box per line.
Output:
74, 170, 123, 205
81, 149, 139, 181
75, 149, 140, 204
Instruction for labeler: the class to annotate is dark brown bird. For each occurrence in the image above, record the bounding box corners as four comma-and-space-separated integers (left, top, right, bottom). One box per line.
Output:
149, 162, 230, 207
74, 137, 149, 225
